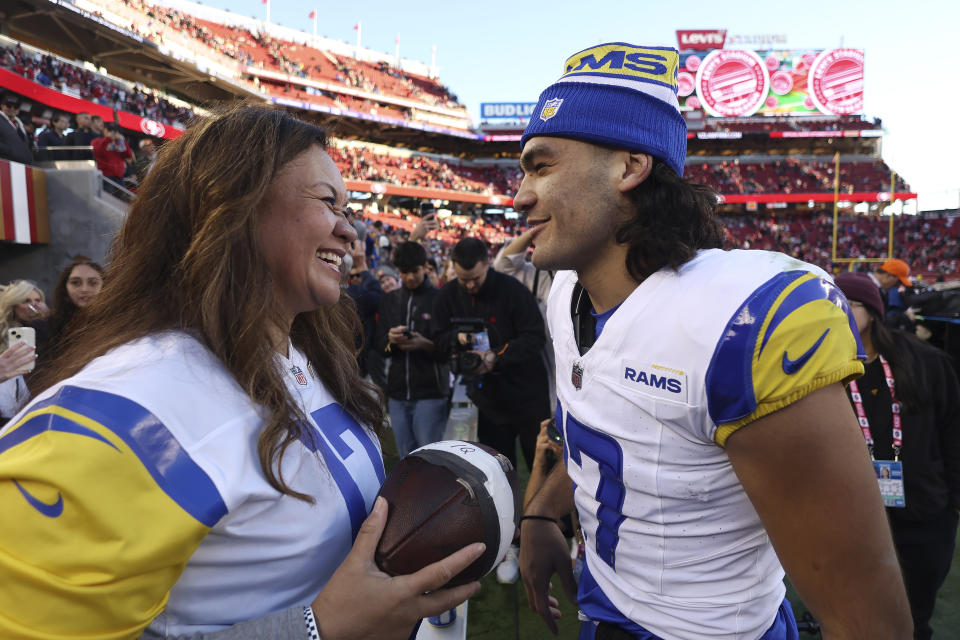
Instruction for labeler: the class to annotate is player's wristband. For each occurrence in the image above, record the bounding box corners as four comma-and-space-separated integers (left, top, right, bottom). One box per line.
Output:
303, 606, 321, 640
520, 515, 559, 526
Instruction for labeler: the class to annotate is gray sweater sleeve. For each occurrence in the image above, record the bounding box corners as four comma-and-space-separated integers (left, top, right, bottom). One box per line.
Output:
167, 606, 309, 639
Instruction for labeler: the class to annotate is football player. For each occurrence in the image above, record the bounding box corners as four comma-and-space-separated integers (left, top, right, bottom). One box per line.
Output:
516, 43, 912, 640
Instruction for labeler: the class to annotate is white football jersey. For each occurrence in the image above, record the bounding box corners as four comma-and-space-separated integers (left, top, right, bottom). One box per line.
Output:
0, 331, 384, 638
548, 249, 863, 640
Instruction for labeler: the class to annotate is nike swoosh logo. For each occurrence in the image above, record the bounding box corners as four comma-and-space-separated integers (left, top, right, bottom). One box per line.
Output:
13, 479, 64, 518
781, 329, 830, 375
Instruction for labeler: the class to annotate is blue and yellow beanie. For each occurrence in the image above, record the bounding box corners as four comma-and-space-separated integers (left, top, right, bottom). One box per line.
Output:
521, 43, 687, 177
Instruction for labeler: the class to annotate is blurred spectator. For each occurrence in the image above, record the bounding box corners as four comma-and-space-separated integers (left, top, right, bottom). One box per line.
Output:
36, 112, 70, 161
376, 265, 400, 293
0, 280, 45, 417
92, 122, 135, 184
494, 228, 556, 408
836, 272, 960, 640
0, 279, 47, 342
135, 138, 158, 181
344, 229, 385, 388
875, 259, 914, 330
0, 94, 33, 165
90, 115, 105, 137
375, 242, 449, 457
65, 111, 96, 159
378, 225, 393, 265
36, 256, 105, 373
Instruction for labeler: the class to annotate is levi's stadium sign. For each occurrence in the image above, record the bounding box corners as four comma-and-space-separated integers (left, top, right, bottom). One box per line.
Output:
676, 30, 727, 51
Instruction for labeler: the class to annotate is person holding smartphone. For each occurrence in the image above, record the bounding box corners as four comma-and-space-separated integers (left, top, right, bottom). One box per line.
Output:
375, 241, 449, 458
0, 105, 483, 639
0, 280, 44, 417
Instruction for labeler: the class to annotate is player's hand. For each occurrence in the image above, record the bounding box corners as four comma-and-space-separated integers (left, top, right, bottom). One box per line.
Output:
311, 497, 484, 640
0, 342, 36, 382
519, 518, 577, 636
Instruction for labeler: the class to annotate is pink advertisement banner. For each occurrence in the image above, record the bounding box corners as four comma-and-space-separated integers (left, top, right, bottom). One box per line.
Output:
677, 48, 864, 117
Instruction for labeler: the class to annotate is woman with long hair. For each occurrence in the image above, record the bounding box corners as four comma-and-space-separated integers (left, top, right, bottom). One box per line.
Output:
835, 272, 960, 640
0, 279, 47, 338
0, 280, 43, 416
46, 255, 104, 336
29, 256, 105, 373
0, 104, 482, 639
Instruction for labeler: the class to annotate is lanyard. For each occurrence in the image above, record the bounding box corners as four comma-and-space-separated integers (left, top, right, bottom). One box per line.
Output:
849, 355, 902, 461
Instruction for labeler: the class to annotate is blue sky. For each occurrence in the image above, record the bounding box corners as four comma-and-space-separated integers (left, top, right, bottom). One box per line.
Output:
197, 0, 959, 210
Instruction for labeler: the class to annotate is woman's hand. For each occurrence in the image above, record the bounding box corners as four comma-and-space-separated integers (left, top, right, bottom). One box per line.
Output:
311, 497, 485, 640
0, 343, 36, 382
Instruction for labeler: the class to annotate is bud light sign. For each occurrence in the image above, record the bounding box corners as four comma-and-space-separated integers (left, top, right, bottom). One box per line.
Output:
480, 102, 538, 121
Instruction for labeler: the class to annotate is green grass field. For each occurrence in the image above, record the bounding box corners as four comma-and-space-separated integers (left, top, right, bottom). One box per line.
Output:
380, 431, 960, 639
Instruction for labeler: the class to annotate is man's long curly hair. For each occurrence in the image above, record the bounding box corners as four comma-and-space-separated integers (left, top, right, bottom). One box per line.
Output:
618, 160, 725, 281
33, 103, 385, 501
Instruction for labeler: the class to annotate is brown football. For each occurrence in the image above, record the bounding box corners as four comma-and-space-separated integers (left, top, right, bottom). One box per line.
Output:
374, 440, 520, 588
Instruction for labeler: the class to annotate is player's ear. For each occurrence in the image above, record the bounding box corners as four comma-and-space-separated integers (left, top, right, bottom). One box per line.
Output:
617, 152, 653, 193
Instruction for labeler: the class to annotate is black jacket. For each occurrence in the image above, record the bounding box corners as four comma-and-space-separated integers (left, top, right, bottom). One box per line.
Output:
432, 268, 550, 424
849, 334, 960, 522
0, 115, 33, 165
346, 270, 383, 380
375, 279, 448, 401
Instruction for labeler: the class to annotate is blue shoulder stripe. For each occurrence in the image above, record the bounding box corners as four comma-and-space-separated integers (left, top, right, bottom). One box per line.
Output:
5, 386, 228, 527
705, 271, 807, 425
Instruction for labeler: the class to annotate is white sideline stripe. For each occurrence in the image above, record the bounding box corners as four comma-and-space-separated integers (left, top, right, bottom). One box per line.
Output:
9, 162, 31, 244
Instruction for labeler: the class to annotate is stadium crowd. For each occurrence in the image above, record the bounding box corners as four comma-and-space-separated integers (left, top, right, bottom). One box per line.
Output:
0, 41, 195, 127
115, 0, 462, 111
328, 144, 520, 195
684, 157, 909, 195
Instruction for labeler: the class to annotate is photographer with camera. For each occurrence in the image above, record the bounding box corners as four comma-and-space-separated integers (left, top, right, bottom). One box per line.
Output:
375, 242, 450, 458
432, 238, 551, 472
432, 238, 551, 584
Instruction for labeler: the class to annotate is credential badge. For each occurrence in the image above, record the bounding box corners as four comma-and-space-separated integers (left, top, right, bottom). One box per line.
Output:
540, 98, 563, 121
571, 362, 584, 391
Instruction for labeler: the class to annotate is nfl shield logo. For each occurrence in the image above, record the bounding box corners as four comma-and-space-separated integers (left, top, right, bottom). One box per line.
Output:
291, 365, 308, 386
571, 362, 584, 390
540, 98, 563, 121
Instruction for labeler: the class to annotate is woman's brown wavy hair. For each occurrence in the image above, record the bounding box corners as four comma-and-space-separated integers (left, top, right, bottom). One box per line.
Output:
33, 103, 385, 500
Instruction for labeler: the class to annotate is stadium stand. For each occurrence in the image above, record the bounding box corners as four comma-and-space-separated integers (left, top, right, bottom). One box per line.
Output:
0, 0, 956, 284
0, 38, 196, 127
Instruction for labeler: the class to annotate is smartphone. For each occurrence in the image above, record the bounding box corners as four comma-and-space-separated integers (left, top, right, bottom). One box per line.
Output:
546, 420, 563, 445
7, 327, 36, 372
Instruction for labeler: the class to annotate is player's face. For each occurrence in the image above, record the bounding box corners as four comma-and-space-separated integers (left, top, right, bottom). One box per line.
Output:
514, 137, 625, 274
259, 145, 356, 324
